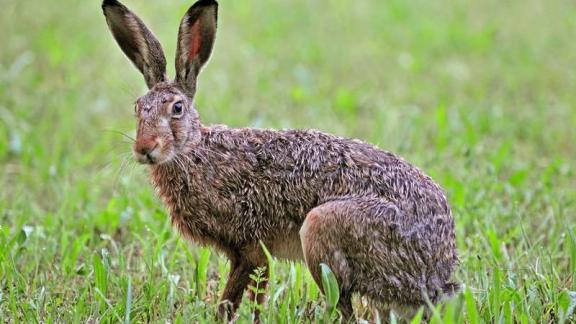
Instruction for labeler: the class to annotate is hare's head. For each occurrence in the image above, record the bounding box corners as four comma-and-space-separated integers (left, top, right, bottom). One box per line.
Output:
102, 0, 217, 165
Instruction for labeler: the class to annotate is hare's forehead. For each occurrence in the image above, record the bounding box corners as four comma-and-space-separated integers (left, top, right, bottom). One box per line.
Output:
137, 89, 182, 109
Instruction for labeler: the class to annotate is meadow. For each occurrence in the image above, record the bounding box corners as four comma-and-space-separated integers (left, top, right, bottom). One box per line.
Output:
1, 0, 575, 322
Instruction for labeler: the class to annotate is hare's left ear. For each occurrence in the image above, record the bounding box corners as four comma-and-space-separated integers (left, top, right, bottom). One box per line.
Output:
102, 0, 167, 89
175, 0, 218, 97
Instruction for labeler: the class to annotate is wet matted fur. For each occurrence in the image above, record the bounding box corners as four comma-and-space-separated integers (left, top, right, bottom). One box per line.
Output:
102, 0, 459, 320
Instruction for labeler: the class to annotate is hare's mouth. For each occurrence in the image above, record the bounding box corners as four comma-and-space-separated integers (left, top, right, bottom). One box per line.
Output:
135, 152, 157, 165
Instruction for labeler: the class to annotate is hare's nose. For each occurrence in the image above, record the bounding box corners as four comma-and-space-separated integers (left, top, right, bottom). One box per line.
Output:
134, 137, 160, 157
136, 141, 158, 154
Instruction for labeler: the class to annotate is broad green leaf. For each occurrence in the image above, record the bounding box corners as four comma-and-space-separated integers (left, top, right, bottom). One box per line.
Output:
320, 263, 340, 318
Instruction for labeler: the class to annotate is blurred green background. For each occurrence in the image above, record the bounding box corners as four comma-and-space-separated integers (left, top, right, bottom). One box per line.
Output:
1, 0, 575, 322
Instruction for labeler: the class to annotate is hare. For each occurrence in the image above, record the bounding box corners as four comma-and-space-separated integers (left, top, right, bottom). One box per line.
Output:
102, 0, 459, 321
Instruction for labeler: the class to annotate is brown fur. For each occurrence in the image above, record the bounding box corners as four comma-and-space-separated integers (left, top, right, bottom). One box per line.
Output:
102, 0, 459, 321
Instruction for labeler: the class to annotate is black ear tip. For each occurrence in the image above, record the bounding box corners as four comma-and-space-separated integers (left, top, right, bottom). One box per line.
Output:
192, 0, 218, 9
102, 0, 121, 8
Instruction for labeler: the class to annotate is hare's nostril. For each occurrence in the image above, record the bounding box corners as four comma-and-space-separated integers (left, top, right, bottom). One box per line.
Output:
136, 139, 160, 155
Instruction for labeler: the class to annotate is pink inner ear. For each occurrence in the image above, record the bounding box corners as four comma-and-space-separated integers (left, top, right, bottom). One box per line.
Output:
188, 20, 202, 63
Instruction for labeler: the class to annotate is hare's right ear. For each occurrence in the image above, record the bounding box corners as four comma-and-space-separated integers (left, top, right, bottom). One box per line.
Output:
102, 0, 167, 89
175, 0, 218, 97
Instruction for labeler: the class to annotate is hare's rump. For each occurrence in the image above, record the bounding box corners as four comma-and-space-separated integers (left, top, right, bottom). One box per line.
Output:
300, 196, 458, 318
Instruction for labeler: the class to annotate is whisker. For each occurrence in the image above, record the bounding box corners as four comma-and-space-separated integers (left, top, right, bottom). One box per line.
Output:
101, 128, 136, 143
113, 154, 131, 190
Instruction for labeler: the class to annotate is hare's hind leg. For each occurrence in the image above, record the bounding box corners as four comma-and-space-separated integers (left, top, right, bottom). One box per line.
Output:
299, 197, 404, 321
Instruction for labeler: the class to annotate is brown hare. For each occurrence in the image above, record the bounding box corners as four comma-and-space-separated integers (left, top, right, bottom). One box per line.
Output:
102, 0, 459, 321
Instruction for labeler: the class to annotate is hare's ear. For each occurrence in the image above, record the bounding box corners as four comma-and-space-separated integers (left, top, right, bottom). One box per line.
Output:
175, 0, 218, 96
102, 0, 167, 89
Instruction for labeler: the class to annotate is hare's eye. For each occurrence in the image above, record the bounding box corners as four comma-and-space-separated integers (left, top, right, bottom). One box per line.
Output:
172, 101, 184, 117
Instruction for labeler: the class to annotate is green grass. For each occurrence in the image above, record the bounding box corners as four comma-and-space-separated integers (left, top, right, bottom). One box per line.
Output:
1, 0, 576, 322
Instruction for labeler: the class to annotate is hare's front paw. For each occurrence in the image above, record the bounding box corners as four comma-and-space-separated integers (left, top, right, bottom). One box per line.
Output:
217, 300, 238, 323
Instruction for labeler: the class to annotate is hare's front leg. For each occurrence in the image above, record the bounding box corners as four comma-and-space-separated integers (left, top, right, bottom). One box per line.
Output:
218, 258, 268, 322
218, 260, 255, 321
299, 197, 403, 321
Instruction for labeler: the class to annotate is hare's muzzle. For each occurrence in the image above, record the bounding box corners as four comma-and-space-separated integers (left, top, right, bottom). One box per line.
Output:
134, 136, 161, 164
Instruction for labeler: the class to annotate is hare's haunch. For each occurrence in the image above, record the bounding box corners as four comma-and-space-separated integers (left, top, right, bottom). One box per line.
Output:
102, 0, 459, 320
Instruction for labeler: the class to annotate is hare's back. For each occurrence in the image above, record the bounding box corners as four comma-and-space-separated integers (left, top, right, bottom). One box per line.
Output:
215, 127, 450, 217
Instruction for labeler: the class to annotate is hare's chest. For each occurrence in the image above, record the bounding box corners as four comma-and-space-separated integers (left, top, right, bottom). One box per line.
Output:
267, 225, 304, 262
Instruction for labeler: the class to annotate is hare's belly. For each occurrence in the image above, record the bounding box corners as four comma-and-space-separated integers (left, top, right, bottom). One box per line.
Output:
268, 227, 304, 261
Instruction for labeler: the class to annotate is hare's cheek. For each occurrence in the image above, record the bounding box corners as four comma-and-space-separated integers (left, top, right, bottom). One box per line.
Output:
170, 125, 178, 142
169, 122, 186, 145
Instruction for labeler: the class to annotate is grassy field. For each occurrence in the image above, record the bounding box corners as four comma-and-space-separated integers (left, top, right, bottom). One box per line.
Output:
1, 0, 576, 322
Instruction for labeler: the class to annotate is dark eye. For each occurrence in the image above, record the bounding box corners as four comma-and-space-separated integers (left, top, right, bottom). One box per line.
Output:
172, 101, 183, 117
